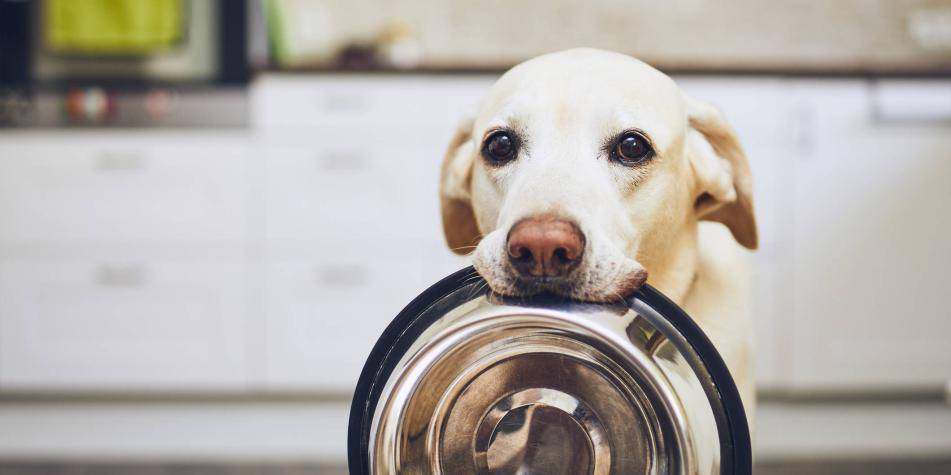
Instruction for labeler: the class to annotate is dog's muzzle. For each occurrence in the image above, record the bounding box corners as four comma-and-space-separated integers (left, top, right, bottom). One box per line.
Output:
348, 267, 752, 474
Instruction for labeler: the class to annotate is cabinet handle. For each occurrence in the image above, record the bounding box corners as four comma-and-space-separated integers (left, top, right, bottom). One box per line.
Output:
96, 264, 148, 287
792, 101, 815, 157
316, 265, 368, 287
321, 92, 370, 113
871, 80, 951, 124
316, 150, 368, 171
95, 151, 146, 171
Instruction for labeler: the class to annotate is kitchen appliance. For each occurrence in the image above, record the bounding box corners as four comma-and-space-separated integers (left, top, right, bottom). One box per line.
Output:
348, 267, 751, 474
0, 0, 248, 127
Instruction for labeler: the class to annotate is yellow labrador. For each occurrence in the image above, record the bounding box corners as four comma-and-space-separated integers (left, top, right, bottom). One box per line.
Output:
439, 48, 758, 420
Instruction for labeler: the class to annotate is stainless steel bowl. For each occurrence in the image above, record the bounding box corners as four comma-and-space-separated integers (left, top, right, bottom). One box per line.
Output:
348, 267, 750, 474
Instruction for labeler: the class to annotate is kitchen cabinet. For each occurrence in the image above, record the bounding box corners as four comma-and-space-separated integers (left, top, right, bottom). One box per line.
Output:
0, 132, 250, 242
260, 132, 447, 243
786, 80, 951, 389
0, 132, 253, 391
0, 75, 948, 395
0, 244, 251, 390
253, 77, 485, 390
261, 240, 459, 391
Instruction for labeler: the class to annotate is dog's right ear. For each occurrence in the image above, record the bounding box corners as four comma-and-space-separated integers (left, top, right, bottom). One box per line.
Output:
440, 116, 481, 254
684, 95, 758, 250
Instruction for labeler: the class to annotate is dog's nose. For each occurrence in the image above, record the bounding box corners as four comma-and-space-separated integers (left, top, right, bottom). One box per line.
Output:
506, 217, 585, 278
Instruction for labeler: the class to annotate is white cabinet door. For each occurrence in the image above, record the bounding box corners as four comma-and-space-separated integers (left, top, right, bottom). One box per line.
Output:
262, 240, 461, 391
0, 131, 254, 392
256, 78, 484, 392
0, 132, 249, 242
788, 79, 951, 389
0, 244, 251, 391
261, 130, 449, 244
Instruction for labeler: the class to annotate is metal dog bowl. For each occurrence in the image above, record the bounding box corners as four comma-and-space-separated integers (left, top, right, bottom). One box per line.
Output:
348, 267, 751, 474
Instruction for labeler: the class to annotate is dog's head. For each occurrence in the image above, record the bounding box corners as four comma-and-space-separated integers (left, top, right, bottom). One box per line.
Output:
440, 49, 756, 301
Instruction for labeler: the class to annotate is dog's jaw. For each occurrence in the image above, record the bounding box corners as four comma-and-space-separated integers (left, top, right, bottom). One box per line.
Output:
472, 229, 649, 302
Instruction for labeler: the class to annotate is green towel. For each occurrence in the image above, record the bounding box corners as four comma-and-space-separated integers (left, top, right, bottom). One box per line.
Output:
46, 0, 184, 55
265, 0, 335, 67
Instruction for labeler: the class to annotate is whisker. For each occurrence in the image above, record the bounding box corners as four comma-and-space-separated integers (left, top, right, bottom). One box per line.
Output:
448, 244, 479, 253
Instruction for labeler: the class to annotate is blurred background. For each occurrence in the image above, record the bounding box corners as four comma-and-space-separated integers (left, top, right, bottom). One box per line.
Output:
0, 0, 950, 473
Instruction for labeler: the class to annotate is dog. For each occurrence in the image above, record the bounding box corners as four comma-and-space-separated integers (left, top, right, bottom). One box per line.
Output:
438, 48, 757, 422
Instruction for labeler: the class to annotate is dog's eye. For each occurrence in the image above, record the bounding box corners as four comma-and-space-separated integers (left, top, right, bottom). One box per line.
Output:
613, 132, 654, 165
482, 131, 518, 164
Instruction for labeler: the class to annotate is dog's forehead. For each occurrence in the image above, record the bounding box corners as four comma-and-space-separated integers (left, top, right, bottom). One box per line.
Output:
476, 49, 685, 144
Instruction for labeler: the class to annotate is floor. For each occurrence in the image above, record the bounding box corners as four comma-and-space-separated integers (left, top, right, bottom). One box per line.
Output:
7, 400, 951, 465
2, 460, 951, 475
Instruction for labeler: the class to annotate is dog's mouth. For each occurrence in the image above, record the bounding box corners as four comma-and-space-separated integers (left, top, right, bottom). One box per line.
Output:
489, 263, 649, 303
508, 275, 579, 297
471, 229, 649, 303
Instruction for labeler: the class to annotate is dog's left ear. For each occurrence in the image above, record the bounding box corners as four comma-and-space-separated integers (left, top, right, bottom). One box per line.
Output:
684, 95, 758, 249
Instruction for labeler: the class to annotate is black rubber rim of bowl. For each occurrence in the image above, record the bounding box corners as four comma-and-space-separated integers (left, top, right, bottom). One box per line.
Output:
347, 266, 752, 474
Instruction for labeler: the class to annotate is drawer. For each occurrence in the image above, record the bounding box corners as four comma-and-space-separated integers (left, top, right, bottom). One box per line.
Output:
262, 240, 462, 391
263, 131, 448, 242
252, 75, 493, 129
0, 132, 249, 242
0, 245, 251, 391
